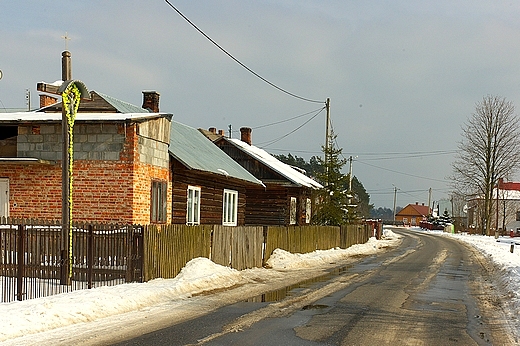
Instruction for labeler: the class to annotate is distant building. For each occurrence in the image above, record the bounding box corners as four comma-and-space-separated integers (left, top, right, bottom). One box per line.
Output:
395, 202, 430, 226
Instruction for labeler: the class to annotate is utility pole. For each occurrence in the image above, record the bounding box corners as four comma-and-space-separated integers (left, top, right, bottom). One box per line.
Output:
393, 185, 398, 222
25, 89, 31, 111
325, 98, 330, 162
228, 124, 232, 138
348, 156, 353, 193
428, 187, 432, 214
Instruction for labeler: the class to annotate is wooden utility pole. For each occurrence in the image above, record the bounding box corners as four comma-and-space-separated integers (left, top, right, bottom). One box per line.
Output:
36, 51, 90, 285
393, 186, 398, 221
325, 98, 330, 159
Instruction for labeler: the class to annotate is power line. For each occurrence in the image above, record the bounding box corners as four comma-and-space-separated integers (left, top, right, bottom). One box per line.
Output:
356, 160, 448, 183
257, 107, 325, 147
251, 107, 325, 130
164, 0, 323, 104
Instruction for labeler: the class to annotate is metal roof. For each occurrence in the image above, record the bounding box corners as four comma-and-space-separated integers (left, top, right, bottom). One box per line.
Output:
169, 121, 264, 186
94, 92, 150, 113
225, 138, 323, 189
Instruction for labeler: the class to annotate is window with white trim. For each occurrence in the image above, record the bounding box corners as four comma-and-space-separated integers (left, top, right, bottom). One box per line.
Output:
187, 186, 201, 225
289, 197, 297, 225
151, 180, 167, 223
222, 189, 238, 226
305, 198, 311, 224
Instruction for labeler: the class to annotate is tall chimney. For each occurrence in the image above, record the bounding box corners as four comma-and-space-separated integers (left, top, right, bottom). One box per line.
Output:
62, 51, 72, 81
142, 91, 160, 113
240, 127, 252, 145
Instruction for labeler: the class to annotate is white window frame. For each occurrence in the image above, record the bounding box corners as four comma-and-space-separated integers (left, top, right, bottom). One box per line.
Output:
289, 197, 297, 225
187, 186, 201, 225
222, 189, 238, 226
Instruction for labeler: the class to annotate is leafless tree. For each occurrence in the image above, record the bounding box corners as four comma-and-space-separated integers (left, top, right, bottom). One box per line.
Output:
451, 95, 520, 234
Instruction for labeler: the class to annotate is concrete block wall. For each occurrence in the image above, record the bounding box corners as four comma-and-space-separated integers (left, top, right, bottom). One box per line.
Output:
17, 124, 125, 161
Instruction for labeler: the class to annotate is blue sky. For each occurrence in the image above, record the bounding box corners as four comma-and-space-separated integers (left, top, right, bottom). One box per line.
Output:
2, 1, 520, 208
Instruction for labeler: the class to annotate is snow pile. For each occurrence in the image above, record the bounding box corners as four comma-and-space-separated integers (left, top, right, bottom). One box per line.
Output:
0, 257, 246, 342
266, 235, 401, 270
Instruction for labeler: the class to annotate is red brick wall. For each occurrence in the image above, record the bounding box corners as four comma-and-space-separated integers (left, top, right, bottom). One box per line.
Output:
1, 122, 171, 224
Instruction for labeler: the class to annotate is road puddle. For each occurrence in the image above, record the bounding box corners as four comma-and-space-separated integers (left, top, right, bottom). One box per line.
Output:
244, 265, 351, 303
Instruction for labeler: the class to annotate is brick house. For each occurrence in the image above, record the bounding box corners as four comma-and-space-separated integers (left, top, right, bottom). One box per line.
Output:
205, 127, 323, 226
395, 202, 430, 226
169, 121, 263, 225
0, 89, 172, 224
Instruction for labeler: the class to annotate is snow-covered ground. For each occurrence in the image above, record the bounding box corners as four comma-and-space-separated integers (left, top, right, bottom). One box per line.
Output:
0, 227, 518, 345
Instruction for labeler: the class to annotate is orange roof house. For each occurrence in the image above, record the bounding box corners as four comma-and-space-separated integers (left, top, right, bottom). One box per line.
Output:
395, 202, 430, 226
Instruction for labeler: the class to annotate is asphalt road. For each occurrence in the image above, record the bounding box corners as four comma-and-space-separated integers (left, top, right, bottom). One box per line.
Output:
114, 229, 514, 345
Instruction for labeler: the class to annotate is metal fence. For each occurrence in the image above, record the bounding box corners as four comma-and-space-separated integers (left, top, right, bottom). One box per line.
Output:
0, 218, 143, 303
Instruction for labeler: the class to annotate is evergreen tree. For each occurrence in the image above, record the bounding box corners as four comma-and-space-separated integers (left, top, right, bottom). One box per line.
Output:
312, 134, 350, 225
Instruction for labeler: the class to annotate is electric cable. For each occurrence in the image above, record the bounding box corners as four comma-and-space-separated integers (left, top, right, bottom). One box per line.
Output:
164, 0, 323, 104
356, 159, 448, 183
257, 107, 325, 147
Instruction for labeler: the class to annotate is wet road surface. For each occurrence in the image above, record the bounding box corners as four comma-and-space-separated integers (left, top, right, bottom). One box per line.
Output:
114, 229, 514, 345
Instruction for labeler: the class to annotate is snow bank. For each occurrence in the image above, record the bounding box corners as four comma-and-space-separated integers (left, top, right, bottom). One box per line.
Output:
266, 235, 402, 270
0, 257, 246, 342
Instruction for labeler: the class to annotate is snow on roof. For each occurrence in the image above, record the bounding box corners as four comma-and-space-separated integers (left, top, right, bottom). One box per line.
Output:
226, 138, 323, 189
0, 111, 171, 122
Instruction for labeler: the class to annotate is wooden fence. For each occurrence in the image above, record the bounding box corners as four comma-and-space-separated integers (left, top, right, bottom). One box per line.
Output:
142, 223, 373, 281
0, 218, 377, 301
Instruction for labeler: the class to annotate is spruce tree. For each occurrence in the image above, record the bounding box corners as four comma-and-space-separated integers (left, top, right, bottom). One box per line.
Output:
312, 133, 350, 225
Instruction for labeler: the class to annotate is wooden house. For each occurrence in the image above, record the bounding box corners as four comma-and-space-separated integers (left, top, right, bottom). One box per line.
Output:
395, 202, 430, 226
207, 127, 323, 226
0, 51, 172, 224
169, 121, 263, 225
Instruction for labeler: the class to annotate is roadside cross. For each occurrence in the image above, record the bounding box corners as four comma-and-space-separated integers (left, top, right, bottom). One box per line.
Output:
61, 32, 71, 50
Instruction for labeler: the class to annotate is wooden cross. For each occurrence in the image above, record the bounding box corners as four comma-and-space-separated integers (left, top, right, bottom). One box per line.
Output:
61, 32, 71, 50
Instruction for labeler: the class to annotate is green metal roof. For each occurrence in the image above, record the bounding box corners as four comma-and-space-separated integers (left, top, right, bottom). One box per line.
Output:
95, 92, 149, 113
169, 121, 263, 186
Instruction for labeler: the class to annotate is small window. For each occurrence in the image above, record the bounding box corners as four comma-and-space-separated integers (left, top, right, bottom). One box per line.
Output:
305, 198, 311, 224
151, 180, 167, 223
187, 186, 201, 225
290, 197, 297, 225
222, 189, 238, 226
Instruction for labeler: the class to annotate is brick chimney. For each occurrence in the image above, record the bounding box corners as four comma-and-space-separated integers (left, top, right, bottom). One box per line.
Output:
39, 94, 58, 108
240, 127, 252, 145
209, 127, 217, 134
142, 91, 160, 112
218, 129, 225, 136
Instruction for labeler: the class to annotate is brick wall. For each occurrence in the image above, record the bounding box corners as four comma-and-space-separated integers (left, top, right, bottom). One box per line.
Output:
2, 119, 172, 224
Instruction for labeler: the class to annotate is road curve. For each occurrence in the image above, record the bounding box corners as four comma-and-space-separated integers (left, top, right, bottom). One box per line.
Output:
115, 228, 515, 345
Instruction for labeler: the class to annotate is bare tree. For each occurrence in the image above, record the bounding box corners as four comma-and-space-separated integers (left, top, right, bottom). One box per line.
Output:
451, 95, 520, 234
